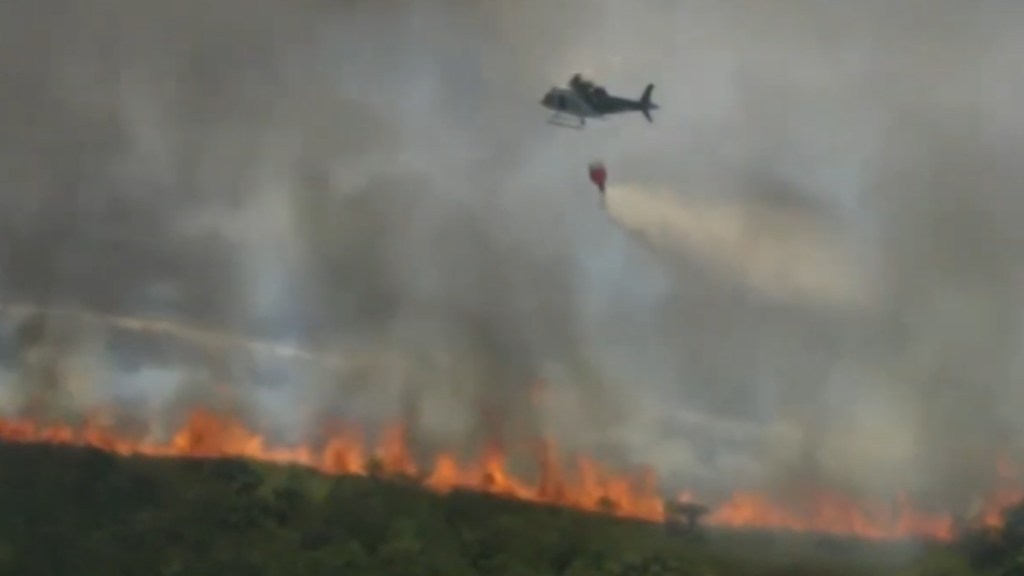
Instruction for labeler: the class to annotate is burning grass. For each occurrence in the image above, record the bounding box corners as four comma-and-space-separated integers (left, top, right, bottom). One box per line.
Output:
0, 406, 1006, 544
0, 440, 985, 576
1, 305, 1019, 546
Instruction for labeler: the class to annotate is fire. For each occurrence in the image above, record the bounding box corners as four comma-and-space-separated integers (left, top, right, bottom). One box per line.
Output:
0, 409, 668, 522
979, 455, 1024, 529
0, 408, 1006, 542
709, 490, 955, 541
2, 307, 1019, 542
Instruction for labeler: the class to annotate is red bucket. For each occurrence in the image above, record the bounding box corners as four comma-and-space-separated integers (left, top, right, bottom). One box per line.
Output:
588, 162, 607, 192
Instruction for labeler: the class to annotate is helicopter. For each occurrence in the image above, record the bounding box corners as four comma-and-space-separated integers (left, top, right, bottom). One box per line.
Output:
540, 73, 658, 128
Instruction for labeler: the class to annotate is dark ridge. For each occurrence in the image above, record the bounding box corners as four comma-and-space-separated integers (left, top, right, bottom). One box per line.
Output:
0, 440, 984, 575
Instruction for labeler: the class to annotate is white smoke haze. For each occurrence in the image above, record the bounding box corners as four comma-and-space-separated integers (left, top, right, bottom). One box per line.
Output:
603, 184, 875, 309
1, 0, 1023, 513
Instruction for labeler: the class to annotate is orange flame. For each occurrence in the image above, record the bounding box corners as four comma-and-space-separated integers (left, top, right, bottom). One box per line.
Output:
0, 409, 1014, 542
2, 308, 1018, 541
979, 454, 1024, 529
709, 490, 955, 541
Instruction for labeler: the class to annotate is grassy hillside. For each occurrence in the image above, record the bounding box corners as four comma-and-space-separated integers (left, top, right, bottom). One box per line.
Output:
0, 442, 993, 576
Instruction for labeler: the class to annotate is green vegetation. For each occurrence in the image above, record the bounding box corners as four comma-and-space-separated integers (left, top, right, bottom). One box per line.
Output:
0, 442, 1015, 576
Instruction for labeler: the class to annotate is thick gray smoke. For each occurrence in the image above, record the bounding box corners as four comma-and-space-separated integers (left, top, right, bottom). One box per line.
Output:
1, 0, 1023, 510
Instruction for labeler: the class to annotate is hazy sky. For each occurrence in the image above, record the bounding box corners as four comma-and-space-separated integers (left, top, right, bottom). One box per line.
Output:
2, 0, 1024, 508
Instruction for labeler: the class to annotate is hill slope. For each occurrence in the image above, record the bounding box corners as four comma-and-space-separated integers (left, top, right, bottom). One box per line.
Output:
0, 442, 975, 576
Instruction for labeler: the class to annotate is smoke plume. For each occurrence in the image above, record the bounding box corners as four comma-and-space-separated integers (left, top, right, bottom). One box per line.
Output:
603, 184, 874, 309
1, 0, 1023, 512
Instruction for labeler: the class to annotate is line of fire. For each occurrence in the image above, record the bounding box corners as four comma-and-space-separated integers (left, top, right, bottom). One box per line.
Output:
1, 309, 1021, 545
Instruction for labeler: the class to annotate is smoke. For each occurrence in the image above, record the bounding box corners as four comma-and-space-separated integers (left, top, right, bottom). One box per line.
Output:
586, 1, 1024, 506
603, 184, 874, 309
1, 0, 1023, 511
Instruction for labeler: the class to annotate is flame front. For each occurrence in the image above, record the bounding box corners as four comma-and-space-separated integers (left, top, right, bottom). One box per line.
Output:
708, 490, 955, 541
0, 409, 1010, 542
979, 455, 1024, 529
